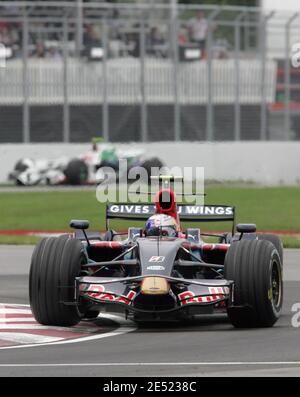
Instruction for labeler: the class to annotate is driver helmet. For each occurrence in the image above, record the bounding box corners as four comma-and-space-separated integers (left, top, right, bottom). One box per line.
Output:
144, 214, 179, 237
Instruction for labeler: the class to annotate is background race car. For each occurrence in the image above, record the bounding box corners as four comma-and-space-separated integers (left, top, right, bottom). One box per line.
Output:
8, 139, 164, 186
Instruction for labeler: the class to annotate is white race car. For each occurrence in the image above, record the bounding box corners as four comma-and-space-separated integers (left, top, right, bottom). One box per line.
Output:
8, 143, 164, 186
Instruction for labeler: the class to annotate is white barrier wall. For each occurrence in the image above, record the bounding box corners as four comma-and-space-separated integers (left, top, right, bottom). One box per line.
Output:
0, 142, 299, 185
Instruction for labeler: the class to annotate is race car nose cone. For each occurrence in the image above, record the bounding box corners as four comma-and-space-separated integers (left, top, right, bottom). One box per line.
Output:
141, 277, 170, 295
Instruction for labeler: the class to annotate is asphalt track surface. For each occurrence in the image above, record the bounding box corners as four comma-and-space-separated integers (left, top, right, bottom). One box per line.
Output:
0, 246, 300, 377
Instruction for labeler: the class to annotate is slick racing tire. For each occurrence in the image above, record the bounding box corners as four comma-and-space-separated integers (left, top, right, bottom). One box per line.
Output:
64, 158, 88, 185
140, 157, 164, 179
224, 239, 283, 328
29, 235, 87, 326
257, 234, 283, 264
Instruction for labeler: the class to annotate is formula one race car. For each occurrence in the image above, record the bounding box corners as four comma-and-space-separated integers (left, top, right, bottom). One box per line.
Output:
8, 157, 69, 186
29, 176, 283, 328
9, 141, 163, 186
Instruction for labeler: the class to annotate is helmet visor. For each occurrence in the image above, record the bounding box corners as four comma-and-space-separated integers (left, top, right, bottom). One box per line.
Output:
146, 226, 177, 237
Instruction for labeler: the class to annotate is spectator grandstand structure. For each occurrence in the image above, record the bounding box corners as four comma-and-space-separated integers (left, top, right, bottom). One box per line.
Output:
0, 1, 299, 142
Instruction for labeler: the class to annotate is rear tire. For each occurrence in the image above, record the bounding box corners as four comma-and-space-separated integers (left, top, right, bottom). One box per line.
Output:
257, 234, 283, 263
29, 235, 87, 326
64, 159, 88, 185
224, 239, 283, 328
140, 157, 164, 179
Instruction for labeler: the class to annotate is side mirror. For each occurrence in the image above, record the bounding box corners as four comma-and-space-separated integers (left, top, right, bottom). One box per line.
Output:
236, 223, 256, 234
186, 228, 201, 243
70, 220, 90, 230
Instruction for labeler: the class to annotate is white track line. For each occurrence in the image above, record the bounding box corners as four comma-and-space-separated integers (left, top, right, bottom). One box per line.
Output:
0, 362, 300, 367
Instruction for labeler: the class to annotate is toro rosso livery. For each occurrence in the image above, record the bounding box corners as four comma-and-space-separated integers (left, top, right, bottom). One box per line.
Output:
29, 176, 283, 328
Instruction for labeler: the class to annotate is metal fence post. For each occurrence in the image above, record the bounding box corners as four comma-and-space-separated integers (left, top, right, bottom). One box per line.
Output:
22, 11, 30, 143
206, 22, 213, 141
234, 12, 244, 141
76, 0, 83, 58
284, 13, 298, 141
102, 18, 109, 142
260, 12, 274, 141
206, 9, 221, 142
244, 12, 250, 52
140, 15, 148, 142
171, 6, 180, 141
63, 15, 70, 143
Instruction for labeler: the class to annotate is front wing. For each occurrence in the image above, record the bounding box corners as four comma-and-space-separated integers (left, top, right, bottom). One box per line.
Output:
77, 275, 233, 315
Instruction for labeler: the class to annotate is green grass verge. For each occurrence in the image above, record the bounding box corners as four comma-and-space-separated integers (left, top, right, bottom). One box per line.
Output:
281, 236, 300, 249
0, 186, 299, 246
1, 186, 300, 231
0, 235, 41, 245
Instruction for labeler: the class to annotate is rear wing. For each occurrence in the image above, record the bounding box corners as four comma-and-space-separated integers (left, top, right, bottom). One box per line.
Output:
106, 203, 235, 230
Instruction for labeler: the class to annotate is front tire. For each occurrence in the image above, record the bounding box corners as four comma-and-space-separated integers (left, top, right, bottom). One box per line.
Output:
29, 235, 86, 326
257, 234, 283, 263
225, 239, 283, 328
